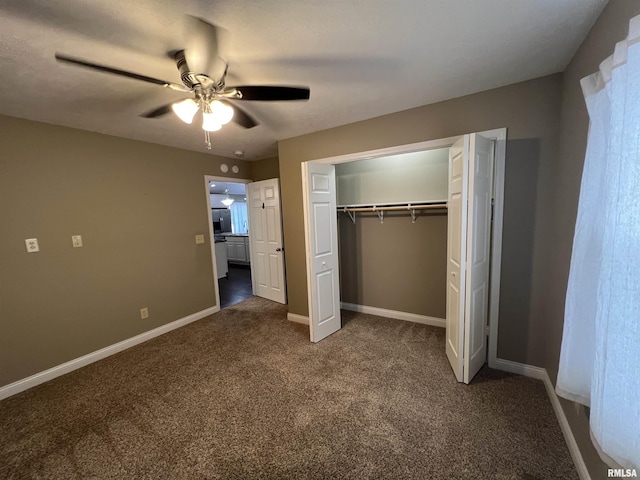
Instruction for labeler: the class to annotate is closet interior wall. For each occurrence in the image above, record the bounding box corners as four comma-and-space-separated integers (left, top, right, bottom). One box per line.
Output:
336, 148, 449, 320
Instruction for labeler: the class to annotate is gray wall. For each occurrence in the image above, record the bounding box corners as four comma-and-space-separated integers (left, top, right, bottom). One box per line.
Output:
279, 73, 563, 369
0, 115, 251, 387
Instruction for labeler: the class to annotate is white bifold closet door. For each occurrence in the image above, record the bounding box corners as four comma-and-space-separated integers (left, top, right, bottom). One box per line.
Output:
302, 162, 342, 343
446, 133, 493, 384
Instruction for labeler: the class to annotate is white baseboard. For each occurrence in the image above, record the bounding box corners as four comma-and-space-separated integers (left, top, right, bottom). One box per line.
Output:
287, 312, 309, 325
0, 305, 220, 401
286, 305, 444, 329
493, 358, 547, 380
493, 358, 590, 480
341, 302, 446, 328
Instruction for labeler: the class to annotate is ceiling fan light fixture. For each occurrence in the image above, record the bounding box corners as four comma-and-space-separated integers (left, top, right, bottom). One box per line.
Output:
172, 98, 199, 124
202, 112, 222, 132
209, 100, 234, 125
54, 16, 310, 152
221, 188, 234, 207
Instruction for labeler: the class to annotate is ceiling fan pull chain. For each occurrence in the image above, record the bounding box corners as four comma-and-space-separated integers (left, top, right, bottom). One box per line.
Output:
204, 130, 212, 150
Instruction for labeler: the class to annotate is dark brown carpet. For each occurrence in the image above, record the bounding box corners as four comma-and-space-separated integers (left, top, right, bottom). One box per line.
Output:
0, 297, 577, 479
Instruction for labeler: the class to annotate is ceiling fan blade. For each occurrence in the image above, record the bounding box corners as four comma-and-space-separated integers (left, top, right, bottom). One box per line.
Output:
230, 86, 310, 101
140, 103, 174, 118
55, 53, 189, 91
184, 15, 227, 80
220, 100, 258, 129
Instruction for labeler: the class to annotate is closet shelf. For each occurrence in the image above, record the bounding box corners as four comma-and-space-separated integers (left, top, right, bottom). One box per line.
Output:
338, 201, 447, 224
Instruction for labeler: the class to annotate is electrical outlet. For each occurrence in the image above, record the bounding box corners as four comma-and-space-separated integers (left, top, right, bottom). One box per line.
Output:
25, 238, 39, 253
72, 235, 83, 248
195, 234, 205, 244
140, 307, 149, 319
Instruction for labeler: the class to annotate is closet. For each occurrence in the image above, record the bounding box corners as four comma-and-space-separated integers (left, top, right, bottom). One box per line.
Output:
335, 148, 449, 326
301, 130, 505, 384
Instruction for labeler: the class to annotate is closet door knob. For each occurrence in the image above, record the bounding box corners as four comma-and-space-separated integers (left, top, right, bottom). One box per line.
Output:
451, 271, 456, 278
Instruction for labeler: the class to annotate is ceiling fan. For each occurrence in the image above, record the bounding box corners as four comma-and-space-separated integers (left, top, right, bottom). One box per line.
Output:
54, 15, 310, 149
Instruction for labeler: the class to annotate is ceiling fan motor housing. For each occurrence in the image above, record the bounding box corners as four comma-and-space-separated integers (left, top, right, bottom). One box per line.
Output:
173, 50, 200, 89
174, 49, 224, 94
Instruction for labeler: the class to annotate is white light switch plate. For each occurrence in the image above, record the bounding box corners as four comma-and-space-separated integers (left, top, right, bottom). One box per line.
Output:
25, 238, 39, 253
72, 235, 83, 248
195, 234, 205, 244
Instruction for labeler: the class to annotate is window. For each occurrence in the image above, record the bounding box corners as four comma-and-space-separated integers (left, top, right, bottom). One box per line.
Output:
230, 201, 248, 234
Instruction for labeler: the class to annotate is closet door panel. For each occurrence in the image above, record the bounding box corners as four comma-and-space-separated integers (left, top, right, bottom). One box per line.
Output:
463, 133, 493, 384
446, 136, 468, 383
303, 162, 342, 343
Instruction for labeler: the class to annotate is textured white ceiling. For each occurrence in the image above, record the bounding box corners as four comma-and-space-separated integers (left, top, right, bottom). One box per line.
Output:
0, 0, 606, 160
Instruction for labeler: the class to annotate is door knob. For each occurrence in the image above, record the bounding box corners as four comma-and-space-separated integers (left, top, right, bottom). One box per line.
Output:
451, 271, 456, 277
276, 247, 284, 252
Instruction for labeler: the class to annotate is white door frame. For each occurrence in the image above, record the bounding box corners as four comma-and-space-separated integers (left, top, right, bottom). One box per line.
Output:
204, 175, 252, 311
300, 128, 506, 368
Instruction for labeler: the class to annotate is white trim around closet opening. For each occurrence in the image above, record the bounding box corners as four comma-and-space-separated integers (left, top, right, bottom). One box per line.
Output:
480, 128, 507, 370
304, 128, 507, 371
313, 136, 462, 166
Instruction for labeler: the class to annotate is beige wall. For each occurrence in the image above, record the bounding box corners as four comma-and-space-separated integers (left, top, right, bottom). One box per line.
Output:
250, 156, 280, 181
543, 2, 640, 477
339, 212, 447, 318
0, 115, 251, 387
279, 74, 563, 368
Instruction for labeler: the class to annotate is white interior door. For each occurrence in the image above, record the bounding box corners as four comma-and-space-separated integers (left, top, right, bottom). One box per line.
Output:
446, 133, 494, 384
247, 179, 287, 304
446, 137, 468, 382
302, 162, 341, 342
463, 133, 493, 383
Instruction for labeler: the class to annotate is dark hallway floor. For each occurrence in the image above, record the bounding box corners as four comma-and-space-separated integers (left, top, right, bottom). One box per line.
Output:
218, 265, 253, 308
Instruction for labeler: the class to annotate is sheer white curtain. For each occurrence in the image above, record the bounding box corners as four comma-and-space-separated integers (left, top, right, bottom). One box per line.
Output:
556, 15, 640, 469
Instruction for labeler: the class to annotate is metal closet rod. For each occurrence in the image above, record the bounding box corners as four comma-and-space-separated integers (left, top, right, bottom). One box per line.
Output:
339, 203, 447, 213
339, 202, 448, 224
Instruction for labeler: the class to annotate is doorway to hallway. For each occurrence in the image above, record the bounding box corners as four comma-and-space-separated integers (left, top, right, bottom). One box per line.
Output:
218, 265, 252, 308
